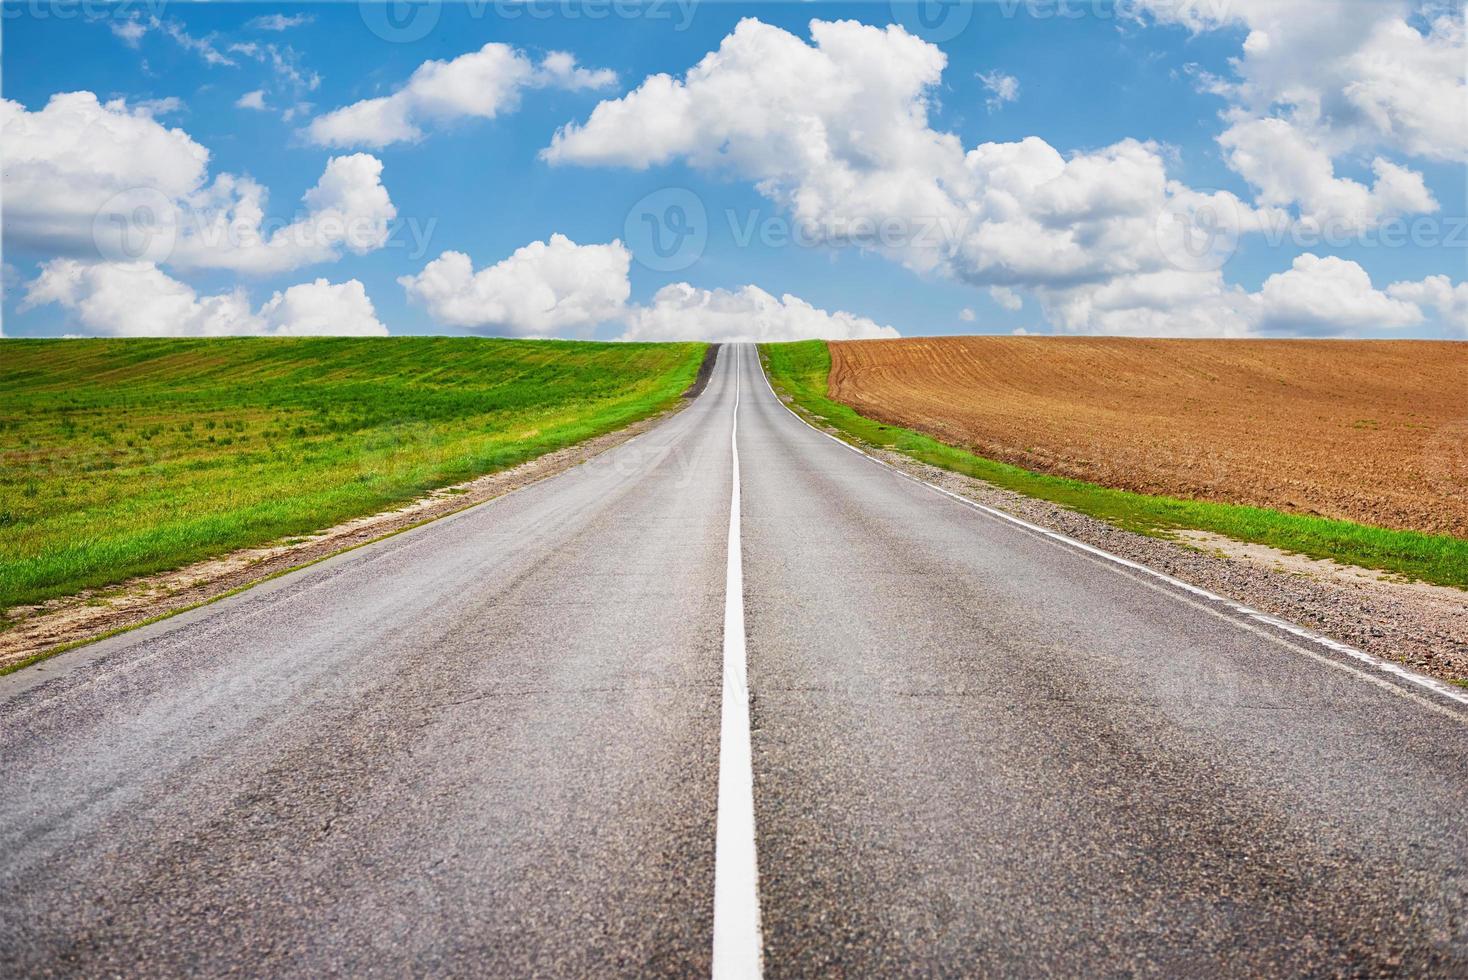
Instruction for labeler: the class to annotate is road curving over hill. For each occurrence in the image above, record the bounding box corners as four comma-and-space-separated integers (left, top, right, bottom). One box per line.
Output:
2, 345, 1466, 976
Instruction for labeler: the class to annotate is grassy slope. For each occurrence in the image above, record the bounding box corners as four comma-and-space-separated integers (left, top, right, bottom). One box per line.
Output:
0, 337, 705, 612
761, 340, 1468, 591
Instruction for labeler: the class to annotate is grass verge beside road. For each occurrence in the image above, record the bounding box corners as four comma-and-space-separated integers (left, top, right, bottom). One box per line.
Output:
0, 337, 706, 614
761, 340, 1468, 591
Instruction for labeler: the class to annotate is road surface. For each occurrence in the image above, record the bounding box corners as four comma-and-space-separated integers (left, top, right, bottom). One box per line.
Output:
3, 344, 1466, 976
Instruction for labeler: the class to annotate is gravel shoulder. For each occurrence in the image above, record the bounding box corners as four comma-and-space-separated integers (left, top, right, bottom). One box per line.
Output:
775, 389, 1468, 686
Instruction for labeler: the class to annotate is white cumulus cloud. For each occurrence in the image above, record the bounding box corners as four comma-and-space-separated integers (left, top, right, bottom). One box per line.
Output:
258, 278, 387, 335
1255, 253, 1423, 335
1133, 1, 1462, 229
399, 235, 632, 337
2, 93, 396, 276
1219, 116, 1435, 234
2, 92, 210, 256
307, 43, 616, 148
399, 234, 896, 341
1044, 268, 1258, 337
22, 259, 386, 336
544, 15, 1465, 339
620, 283, 898, 342
1387, 275, 1468, 335
544, 18, 1280, 336
170, 152, 397, 275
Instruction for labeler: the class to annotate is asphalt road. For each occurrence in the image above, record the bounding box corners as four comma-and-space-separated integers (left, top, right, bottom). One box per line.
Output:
3, 344, 1466, 976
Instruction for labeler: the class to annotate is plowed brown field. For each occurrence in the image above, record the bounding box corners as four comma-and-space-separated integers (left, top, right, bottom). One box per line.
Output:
828, 337, 1468, 538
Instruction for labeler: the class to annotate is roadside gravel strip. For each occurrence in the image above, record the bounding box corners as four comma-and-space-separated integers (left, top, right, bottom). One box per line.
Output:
900, 461, 1468, 684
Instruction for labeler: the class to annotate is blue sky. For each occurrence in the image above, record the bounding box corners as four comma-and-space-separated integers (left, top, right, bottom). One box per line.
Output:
4, 1, 1465, 340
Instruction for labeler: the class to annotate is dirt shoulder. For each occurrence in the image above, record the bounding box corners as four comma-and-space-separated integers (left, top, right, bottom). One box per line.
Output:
0, 388, 705, 674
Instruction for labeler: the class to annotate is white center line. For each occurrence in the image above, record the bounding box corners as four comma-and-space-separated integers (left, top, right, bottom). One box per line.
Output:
712, 346, 764, 979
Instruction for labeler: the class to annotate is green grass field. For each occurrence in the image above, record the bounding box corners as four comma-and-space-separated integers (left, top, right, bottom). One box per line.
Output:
761, 339, 1468, 591
0, 337, 706, 614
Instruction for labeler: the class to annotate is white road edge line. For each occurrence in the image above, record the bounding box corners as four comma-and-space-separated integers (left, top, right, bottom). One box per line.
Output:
754, 353, 1468, 714
713, 347, 764, 979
